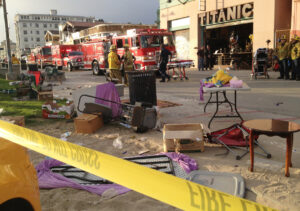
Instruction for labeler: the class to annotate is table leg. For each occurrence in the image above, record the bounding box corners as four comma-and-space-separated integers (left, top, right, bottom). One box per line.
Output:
249, 130, 254, 172
204, 93, 213, 113
285, 134, 293, 177
208, 92, 219, 128
234, 90, 243, 121
222, 91, 233, 112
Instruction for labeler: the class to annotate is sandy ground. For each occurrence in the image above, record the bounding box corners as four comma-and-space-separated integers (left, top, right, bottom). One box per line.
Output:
24, 69, 300, 211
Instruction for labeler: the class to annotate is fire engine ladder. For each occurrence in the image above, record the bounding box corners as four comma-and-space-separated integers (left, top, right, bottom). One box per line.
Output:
216, 0, 224, 10
199, 0, 206, 11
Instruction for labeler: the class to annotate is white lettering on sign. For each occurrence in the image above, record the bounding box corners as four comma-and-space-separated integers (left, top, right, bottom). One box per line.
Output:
199, 2, 253, 26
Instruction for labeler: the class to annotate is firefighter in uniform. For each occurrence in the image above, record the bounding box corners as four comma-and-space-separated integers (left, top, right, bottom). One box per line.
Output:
276, 35, 290, 79
121, 44, 135, 86
12, 54, 20, 64
108, 44, 121, 83
290, 36, 300, 81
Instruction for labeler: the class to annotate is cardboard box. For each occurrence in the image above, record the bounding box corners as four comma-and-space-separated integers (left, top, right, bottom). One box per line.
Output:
74, 113, 103, 134
163, 123, 204, 152
42, 101, 74, 119
38, 91, 53, 101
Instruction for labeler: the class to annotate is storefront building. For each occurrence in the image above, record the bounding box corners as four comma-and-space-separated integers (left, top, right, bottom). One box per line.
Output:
160, 0, 300, 67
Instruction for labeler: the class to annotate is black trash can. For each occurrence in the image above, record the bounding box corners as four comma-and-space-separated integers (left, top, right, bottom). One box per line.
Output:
127, 71, 157, 106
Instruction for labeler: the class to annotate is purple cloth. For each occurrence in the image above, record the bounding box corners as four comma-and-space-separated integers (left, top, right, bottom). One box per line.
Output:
36, 159, 130, 196
95, 82, 122, 118
35, 153, 198, 196
199, 80, 230, 102
164, 152, 198, 174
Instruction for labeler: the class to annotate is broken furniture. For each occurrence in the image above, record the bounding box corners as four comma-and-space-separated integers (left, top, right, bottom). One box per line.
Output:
44, 66, 66, 83
74, 113, 103, 134
72, 83, 124, 116
203, 83, 251, 128
208, 123, 271, 160
243, 119, 300, 177
163, 123, 204, 152
78, 94, 157, 133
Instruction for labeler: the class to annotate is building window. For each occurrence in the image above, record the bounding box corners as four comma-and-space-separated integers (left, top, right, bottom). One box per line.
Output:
62, 17, 66, 21
31, 38, 33, 41
50, 24, 52, 27
36, 30, 40, 35
23, 30, 27, 35
30, 30, 32, 34
23, 23, 27, 27
44, 31, 47, 34
55, 24, 58, 28
36, 23, 39, 28
36, 38, 40, 42
44, 23, 47, 28
30, 23, 32, 27
24, 37, 28, 42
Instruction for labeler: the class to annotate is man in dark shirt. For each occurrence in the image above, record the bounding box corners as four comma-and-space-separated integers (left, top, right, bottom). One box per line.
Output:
197, 46, 205, 71
158, 44, 171, 82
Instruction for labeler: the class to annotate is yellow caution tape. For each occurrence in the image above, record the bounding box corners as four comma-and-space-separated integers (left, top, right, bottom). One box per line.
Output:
0, 120, 277, 211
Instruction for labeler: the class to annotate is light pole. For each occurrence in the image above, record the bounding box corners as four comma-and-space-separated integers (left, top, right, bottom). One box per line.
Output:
1, 0, 13, 75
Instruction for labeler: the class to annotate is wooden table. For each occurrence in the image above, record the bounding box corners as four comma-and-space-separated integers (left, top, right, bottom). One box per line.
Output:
203, 83, 251, 128
243, 119, 300, 177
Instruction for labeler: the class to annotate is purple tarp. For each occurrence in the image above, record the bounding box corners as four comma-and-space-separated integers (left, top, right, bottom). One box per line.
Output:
35, 153, 198, 197
95, 82, 122, 118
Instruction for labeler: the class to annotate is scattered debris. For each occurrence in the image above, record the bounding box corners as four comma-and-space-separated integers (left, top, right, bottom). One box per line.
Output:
276, 102, 283, 106
139, 137, 147, 142
138, 149, 150, 155
113, 137, 123, 149
60, 132, 71, 141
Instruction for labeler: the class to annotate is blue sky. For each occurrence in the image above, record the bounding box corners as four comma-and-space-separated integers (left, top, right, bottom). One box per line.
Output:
0, 0, 159, 42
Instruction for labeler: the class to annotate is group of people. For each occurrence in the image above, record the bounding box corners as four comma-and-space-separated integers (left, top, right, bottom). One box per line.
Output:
196, 45, 214, 71
275, 35, 300, 80
1, 54, 20, 64
108, 44, 135, 85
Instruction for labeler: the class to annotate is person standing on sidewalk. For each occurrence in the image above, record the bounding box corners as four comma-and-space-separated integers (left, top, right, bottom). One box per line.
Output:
121, 44, 135, 85
205, 45, 214, 70
108, 44, 121, 83
275, 35, 290, 79
158, 44, 171, 82
290, 36, 300, 80
197, 46, 205, 71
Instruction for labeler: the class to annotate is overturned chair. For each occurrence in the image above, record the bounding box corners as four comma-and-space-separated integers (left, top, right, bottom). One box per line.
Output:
207, 123, 271, 160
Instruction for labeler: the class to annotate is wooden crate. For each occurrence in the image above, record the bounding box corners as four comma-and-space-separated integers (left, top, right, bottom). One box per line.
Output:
38, 91, 53, 101
163, 123, 204, 152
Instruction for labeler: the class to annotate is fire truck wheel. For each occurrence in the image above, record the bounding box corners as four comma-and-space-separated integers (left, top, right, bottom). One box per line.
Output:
92, 61, 101, 75
67, 63, 73, 72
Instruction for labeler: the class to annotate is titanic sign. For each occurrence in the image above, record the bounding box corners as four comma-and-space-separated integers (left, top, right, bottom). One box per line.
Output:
199, 3, 253, 26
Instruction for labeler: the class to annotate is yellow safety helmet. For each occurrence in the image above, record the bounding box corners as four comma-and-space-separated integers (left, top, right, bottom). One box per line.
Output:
249, 34, 253, 40
110, 44, 116, 50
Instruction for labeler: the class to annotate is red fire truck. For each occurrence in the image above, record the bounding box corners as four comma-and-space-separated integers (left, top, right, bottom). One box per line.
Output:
28, 46, 52, 69
51, 44, 81, 70
79, 39, 109, 75
111, 28, 176, 71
